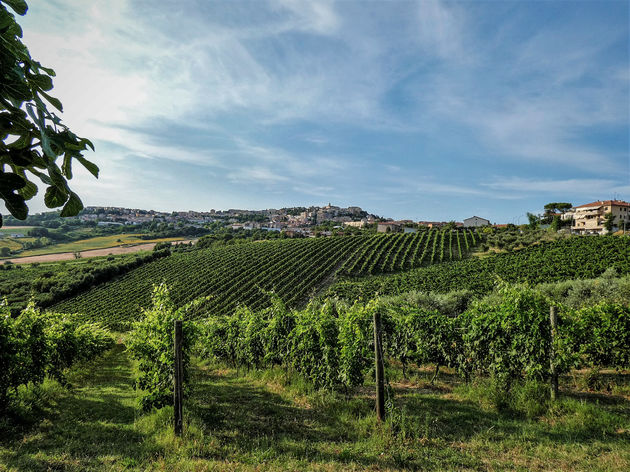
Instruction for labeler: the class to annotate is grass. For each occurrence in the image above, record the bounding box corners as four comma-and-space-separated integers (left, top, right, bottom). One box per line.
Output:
1, 347, 629, 471
16, 234, 185, 257
0, 238, 27, 251
0, 227, 34, 235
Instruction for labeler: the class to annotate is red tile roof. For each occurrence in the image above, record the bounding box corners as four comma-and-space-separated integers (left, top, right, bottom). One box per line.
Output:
574, 200, 630, 209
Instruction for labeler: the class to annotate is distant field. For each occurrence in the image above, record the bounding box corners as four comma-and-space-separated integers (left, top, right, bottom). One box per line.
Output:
11, 234, 185, 258
0, 226, 36, 252
0, 238, 31, 251
0, 225, 34, 234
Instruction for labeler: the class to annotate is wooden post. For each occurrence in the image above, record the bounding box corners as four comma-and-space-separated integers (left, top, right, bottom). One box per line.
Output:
373, 310, 385, 422
174, 320, 183, 435
549, 306, 558, 401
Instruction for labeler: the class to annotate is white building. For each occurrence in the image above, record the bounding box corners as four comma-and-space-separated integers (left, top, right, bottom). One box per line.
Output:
568, 200, 630, 234
463, 216, 490, 227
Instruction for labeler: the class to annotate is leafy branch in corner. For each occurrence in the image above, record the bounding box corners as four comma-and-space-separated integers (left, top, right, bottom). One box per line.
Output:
0, 0, 98, 227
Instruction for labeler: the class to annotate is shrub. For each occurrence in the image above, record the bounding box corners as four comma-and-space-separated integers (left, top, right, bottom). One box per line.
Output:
0, 302, 114, 411
126, 283, 207, 410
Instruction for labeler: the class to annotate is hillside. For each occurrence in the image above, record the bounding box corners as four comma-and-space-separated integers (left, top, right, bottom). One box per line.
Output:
327, 235, 630, 300
51, 230, 477, 329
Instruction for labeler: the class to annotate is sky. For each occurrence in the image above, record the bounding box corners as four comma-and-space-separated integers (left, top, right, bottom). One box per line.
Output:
8, 0, 630, 223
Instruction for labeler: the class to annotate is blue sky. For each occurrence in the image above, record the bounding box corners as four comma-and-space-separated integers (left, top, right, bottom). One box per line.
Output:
12, 0, 630, 222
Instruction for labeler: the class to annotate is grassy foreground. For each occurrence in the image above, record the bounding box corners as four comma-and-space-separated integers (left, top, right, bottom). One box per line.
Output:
1, 344, 629, 471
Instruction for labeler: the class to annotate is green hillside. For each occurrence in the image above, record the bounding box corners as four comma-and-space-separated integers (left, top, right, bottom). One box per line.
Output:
51, 230, 477, 329
327, 235, 630, 301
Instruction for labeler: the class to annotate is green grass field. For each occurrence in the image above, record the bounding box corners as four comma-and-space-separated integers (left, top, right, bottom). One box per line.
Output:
14, 234, 185, 257
0, 227, 34, 235
1, 343, 628, 471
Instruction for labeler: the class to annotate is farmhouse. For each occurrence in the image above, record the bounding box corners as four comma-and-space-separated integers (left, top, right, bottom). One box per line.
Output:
463, 216, 490, 227
417, 221, 447, 228
343, 220, 367, 228
377, 222, 403, 233
568, 200, 630, 234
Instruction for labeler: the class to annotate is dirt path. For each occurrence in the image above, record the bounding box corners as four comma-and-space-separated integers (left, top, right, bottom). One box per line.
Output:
3, 239, 195, 264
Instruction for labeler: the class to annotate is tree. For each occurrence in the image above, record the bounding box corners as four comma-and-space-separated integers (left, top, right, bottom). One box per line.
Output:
526, 212, 540, 230
542, 203, 572, 224
0, 1, 98, 227
543, 202, 572, 214
550, 215, 561, 232
27, 226, 48, 237
603, 212, 616, 233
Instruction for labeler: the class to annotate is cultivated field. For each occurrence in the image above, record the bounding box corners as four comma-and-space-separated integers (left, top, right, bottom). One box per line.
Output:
52, 231, 481, 329
11, 234, 190, 258
2, 232, 629, 471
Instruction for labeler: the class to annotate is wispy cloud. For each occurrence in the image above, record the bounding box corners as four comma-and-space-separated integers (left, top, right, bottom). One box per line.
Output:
11, 0, 628, 222
482, 177, 630, 198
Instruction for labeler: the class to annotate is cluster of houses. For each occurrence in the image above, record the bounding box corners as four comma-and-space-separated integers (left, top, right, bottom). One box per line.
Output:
366, 200, 630, 236
12, 199, 630, 237
373, 216, 491, 233
76, 204, 375, 235
78, 207, 215, 226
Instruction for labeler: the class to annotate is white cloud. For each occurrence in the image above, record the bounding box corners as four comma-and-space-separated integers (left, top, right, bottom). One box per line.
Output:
11, 0, 628, 217
416, 0, 469, 62
272, 0, 340, 35
482, 177, 630, 199
227, 166, 290, 184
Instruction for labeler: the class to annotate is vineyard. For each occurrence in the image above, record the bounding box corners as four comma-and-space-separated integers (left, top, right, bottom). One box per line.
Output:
190, 284, 630, 392
51, 230, 479, 329
3, 235, 630, 471
327, 235, 630, 301
0, 250, 170, 314
1, 303, 114, 411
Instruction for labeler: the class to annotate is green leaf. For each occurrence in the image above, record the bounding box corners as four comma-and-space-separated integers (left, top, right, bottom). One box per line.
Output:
62, 154, 72, 179
0, 171, 25, 192
17, 179, 37, 200
28, 169, 52, 185
82, 138, 95, 152
40, 90, 62, 112
3, 0, 28, 15
60, 191, 83, 217
30, 73, 53, 92
77, 156, 99, 178
38, 65, 56, 77
44, 185, 67, 208
0, 172, 28, 219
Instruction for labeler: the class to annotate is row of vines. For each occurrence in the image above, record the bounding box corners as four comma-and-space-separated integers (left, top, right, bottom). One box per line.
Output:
0, 303, 114, 410
328, 236, 630, 301
130, 283, 629, 409
52, 231, 479, 330
337, 229, 478, 277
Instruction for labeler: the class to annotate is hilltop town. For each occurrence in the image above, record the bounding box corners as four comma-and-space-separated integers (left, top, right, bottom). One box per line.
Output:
3, 199, 629, 239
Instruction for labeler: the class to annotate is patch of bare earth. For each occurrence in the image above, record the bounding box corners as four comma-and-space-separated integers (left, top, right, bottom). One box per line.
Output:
3, 240, 195, 264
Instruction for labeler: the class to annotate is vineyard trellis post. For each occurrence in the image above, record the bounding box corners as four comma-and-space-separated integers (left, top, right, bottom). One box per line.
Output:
549, 306, 558, 401
373, 310, 386, 422
174, 320, 184, 435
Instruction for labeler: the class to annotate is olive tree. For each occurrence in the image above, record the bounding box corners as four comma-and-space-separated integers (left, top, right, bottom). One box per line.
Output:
0, 0, 98, 227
